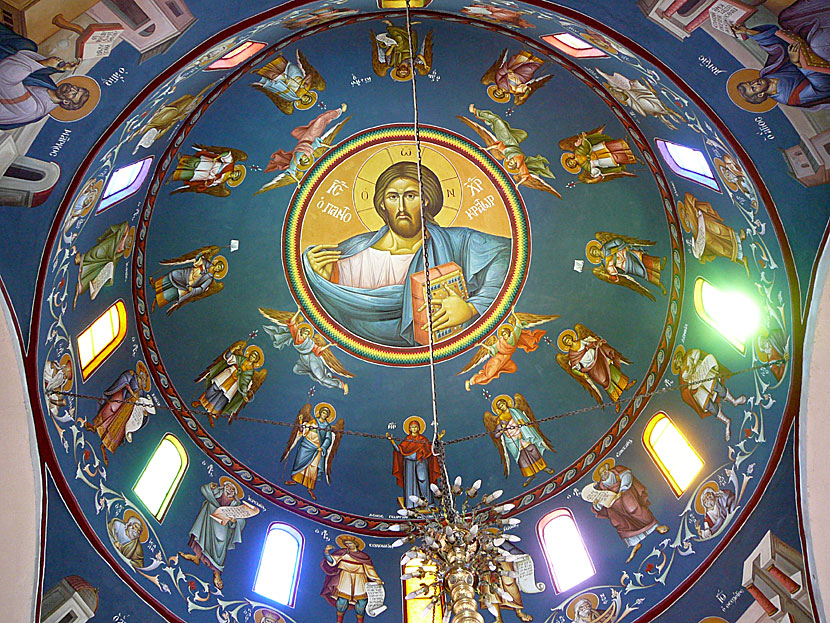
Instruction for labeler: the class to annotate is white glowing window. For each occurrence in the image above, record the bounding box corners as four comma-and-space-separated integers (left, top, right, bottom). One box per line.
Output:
253, 523, 303, 607
207, 41, 267, 70
402, 557, 442, 623
133, 434, 188, 522
542, 33, 607, 58
643, 412, 704, 497
76, 300, 127, 380
538, 509, 595, 593
97, 157, 154, 214
655, 139, 719, 191
694, 277, 760, 354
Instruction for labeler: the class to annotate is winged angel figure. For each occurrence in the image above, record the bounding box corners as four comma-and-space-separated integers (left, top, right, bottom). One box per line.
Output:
585, 232, 666, 300
558, 125, 640, 185
260, 308, 353, 394
459, 105, 561, 198
255, 105, 351, 194
167, 144, 247, 197
281, 402, 344, 500
149, 244, 228, 314
458, 309, 558, 390
193, 341, 267, 426
556, 324, 635, 413
250, 50, 326, 115
371, 20, 433, 81
483, 393, 555, 487
481, 49, 551, 106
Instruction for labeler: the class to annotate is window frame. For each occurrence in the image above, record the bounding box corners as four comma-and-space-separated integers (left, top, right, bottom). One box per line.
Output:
252, 522, 304, 608
537, 507, 595, 594
642, 411, 704, 498
206, 41, 267, 70
96, 157, 154, 214
693, 277, 753, 354
542, 33, 607, 58
76, 299, 128, 381
132, 433, 188, 522
655, 138, 720, 192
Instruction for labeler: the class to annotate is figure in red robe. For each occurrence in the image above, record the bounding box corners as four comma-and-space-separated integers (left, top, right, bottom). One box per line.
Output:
386, 416, 441, 509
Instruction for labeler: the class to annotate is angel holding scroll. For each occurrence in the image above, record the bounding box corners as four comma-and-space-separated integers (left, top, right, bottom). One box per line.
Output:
149, 244, 228, 314
483, 393, 555, 487
459, 309, 558, 390
260, 307, 353, 395
281, 402, 344, 501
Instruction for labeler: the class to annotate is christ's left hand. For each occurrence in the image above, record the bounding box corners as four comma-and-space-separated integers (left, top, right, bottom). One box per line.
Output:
420, 285, 477, 332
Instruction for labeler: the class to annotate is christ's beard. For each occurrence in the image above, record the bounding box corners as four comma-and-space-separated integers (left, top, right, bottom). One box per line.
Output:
389, 214, 422, 239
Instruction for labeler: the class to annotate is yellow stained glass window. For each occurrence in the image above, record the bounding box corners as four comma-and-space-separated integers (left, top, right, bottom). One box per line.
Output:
133, 434, 188, 522
693, 277, 760, 354
77, 300, 127, 380
402, 557, 442, 623
643, 412, 704, 497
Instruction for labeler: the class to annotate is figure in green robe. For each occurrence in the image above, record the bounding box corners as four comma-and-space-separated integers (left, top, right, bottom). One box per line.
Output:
72, 221, 135, 308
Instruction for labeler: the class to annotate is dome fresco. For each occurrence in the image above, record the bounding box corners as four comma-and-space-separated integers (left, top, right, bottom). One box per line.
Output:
2, 1, 826, 623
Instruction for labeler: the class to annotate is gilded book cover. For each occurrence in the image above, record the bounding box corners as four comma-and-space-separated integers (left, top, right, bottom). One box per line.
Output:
410, 262, 469, 346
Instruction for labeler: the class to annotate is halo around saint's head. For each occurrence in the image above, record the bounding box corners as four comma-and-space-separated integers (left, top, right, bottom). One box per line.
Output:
566, 592, 600, 620
219, 476, 244, 499
50, 76, 101, 122
403, 415, 426, 434
335, 534, 366, 550
122, 509, 149, 542
58, 353, 74, 391
592, 457, 615, 482
694, 481, 721, 514
726, 68, 777, 113
315, 402, 336, 421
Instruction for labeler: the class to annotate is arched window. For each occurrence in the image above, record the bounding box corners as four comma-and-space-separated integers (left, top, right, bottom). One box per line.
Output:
537, 509, 594, 593
207, 41, 267, 70
542, 33, 607, 58
643, 412, 703, 497
76, 300, 127, 380
693, 277, 760, 354
97, 157, 154, 214
655, 139, 719, 192
133, 434, 188, 522
401, 556, 442, 623
253, 523, 303, 607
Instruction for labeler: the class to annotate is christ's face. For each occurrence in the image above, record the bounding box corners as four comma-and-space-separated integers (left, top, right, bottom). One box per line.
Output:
382, 177, 424, 239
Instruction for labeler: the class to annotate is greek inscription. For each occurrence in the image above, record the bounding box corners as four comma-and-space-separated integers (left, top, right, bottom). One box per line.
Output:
49, 129, 71, 157
698, 56, 726, 75
465, 194, 495, 220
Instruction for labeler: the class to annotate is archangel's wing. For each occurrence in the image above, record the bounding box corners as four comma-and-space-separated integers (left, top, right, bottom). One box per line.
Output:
415, 29, 433, 75
456, 334, 498, 375
168, 281, 224, 315
556, 353, 603, 405
456, 116, 504, 159
191, 144, 248, 162
325, 418, 345, 484
557, 125, 606, 151
252, 57, 286, 78
281, 403, 313, 462
311, 333, 355, 378
480, 49, 507, 86
594, 231, 656, 247
171, 183, 231, 197
195, 341, 244, 383
514, 73, 552, 106
370, 30, 389, 77
254, 170, 298, 195
583, 170, 637, 184
297, 49, 326, 91
250, 83, 295, 115
159, 245, 221, 266
483, 410, 510, 478
522, 174, 562, 198
592, 266, 655, 301
513, 312, 559, 328
575, 323, 629, 365
515, 393, 555, 453
312, 115, 352, 159
258, 307, 298, 327
248, 369, 268, 399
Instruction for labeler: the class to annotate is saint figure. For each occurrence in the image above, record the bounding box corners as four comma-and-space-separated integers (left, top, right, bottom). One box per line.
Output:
193, 341, 267, 426
281, 402, 344, 500
481, 49, 551, 106
694, 469, 740, 539
72, 222, 135, 308
43, 354, 73, 418
559, 125, 640, 184
167, 144, 247, 197
597, 70, 685, 130
586, 232, 665, 300
150, 245, 227, 314
320, 535, 383, 623
250, 50, 325, 114
108, 510, 148, 569
386, 416, 440, 509
678, 192, 749, 277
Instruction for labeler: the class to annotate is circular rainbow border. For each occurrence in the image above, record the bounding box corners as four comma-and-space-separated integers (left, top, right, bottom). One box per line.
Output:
283, 125, 530, 366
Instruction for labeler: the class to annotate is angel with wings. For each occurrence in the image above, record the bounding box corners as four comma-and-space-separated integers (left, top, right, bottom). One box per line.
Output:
193, 341, 267, 426
149, 244, 228, 314
459, 309, 558, 390
167, 143, 247, 197
481, 49, 551, 106
371, 20, 433, 82
459, 105, 561, 198
250, 50, 325, 114
557, 325, 635, 413
585, 233, 666, 301
483, 393, 555, 487
281, 402, 344, 500
260, 307, 353, 395
256, 105, 350, 194
559, 125, 640, 184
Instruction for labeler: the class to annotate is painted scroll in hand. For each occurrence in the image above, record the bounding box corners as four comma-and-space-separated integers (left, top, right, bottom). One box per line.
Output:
581, 483, 617, 508
210, 501, 260, 525
513, 554, 546, 593
365, 582, 387, 617
89, 262, 114, 300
